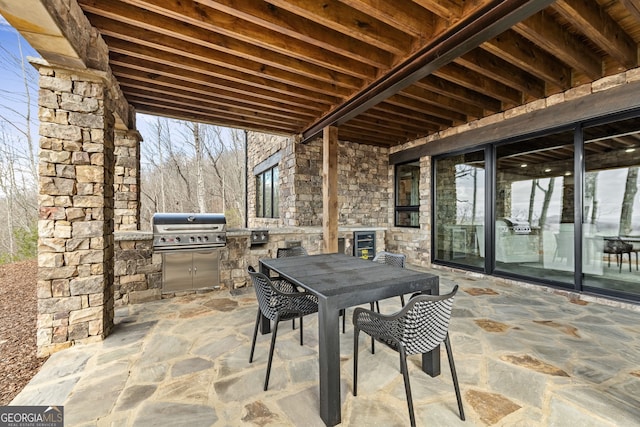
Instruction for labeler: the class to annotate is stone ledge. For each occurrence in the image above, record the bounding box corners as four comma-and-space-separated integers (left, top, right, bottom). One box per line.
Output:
115, 231, 151, 241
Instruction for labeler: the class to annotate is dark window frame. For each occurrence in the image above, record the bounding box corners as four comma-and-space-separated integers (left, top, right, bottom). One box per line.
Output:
256, 166, 279, 218
394, 160, 420, 228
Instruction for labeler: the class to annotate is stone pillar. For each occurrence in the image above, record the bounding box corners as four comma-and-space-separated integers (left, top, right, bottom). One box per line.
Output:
114, 130, 142, 231
36, 64, 115, 357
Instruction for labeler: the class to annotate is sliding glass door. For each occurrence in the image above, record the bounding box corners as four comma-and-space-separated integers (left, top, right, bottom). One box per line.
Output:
434, 151, 485, 269
494, 131, 575, 284
582, 116, 640, 297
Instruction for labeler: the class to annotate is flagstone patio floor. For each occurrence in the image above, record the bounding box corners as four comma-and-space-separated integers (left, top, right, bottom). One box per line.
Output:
11, 267, 640, 426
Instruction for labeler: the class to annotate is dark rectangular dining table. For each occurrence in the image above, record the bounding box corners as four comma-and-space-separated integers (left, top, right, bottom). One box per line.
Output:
259, 253, 440, 426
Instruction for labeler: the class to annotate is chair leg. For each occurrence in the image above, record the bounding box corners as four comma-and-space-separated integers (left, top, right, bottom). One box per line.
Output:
444, 335, 465, 421
264, 315, 280, 391
299, 315, 304, 345
369, 302, 376, 354
399, 347, 416, 427
353, 327, 359, 396
400, 294, 405, 307
249, 309, 261, 363
340, 309, 346, 333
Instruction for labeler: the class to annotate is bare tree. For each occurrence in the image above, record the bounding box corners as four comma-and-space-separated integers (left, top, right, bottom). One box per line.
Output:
620, 167, 638, 235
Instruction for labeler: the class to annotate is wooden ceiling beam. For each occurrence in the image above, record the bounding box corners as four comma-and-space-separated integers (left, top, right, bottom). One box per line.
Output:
109, 59, 333, 110
373, 102, 454, 128
102, 36, 354, 99
553, 0, 638, 69
620, 0, 640, 22
193, 0, 394, 68
118, 81, 316, 123
96, 0, 380, 79
401, 85, 484, 118
263, 0, 412, 55
105, 38, 347, 103
125, 91, 309, 129
417, 75, 502, 111
482, 29, 572, 89
136, 104, 294, 135
115, 75, 320, 119
87, 12, 364, 91
301, 0, 557, 142
354, 112, 437, 135
389, 93, 468, 122
338, 0, 436, 39
434, 62, 523, 106
514, 11, 603, 80
129, 96, 299, 132
455, 49, 544, 99
410, 0, 463, 20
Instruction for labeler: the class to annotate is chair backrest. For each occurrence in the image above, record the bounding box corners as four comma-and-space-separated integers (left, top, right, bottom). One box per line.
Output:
277, 246, 309, 258
247, 266, 281, 321
397, 285, 458, 355
604, 238, 633, 254
372, 251, 406, 268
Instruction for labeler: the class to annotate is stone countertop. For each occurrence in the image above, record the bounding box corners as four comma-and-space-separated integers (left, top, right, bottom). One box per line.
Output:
115, 226, 387, 241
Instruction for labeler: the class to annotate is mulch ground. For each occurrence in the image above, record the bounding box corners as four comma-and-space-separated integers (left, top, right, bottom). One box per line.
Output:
0, 259, 48, 405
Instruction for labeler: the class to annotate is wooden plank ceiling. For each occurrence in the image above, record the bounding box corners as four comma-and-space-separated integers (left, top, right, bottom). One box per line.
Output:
76, 0, 640, 147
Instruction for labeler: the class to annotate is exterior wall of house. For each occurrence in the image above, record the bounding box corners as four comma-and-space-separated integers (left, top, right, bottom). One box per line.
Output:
247, 133, 391, 229
386, 67, 640, 271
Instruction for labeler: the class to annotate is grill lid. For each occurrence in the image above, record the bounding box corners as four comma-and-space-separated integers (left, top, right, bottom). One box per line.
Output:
152, 213, 226, 227
152, 213, 227, 251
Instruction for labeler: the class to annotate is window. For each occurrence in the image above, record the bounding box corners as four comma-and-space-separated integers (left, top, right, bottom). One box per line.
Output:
433, 150, 485, 268
395, 161, 420, 227
256, 166, 279, 218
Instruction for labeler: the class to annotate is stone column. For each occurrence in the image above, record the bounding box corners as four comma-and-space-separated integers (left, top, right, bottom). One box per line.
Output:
36, 64, 115, 357
114, 130, 142, 231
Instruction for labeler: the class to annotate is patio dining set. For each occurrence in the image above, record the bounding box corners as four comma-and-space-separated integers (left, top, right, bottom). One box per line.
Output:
248, 248, 465, 427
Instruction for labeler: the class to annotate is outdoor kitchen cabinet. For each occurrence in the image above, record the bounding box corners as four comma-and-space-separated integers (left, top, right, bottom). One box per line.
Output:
162, 250, 220, 292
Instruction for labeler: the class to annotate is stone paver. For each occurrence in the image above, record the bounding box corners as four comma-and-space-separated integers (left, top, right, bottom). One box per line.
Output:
11, 268, 640, 426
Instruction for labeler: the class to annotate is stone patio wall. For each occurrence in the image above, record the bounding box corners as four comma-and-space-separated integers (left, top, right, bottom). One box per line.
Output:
247, 133, 390, 228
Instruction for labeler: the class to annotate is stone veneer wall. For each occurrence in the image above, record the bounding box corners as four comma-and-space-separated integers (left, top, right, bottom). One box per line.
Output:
385, 159, 432, 268
247, 133, 390, 228
36, 64, 116, 357
386, 67, 640, 270
114, 130, 141, 231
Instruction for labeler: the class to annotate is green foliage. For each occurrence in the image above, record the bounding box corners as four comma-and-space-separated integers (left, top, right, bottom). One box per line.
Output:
0, 223, 37, 264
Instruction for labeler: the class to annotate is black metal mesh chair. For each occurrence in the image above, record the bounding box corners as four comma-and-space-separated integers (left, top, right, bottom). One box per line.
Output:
248, 266, 318, 390
276, 246, 309, 258
353, 286, 464, 427
277, 246, 348, 333
372, 251, 407, 306
604, 237, 633, 272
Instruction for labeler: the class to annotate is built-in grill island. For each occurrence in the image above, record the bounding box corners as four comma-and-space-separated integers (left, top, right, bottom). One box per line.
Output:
152, 213, 226, 293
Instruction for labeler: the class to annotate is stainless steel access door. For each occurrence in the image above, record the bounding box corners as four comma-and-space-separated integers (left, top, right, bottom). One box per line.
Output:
162, 250, 220, 292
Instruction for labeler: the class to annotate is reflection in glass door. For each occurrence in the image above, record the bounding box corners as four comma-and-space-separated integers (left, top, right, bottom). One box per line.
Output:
494, 131, 575, 284
583, 117, 640, 297
434, 151, 485, 268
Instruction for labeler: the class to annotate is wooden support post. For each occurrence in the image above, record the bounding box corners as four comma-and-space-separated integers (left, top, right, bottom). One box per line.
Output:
323, 126, 339, 253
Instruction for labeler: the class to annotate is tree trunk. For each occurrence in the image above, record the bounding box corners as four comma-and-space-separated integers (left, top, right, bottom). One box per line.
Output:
620, 167, 638, 235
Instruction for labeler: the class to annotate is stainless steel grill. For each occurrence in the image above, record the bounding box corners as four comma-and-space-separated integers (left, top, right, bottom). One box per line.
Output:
152, 212, 227, 253
152, 213, 227, 293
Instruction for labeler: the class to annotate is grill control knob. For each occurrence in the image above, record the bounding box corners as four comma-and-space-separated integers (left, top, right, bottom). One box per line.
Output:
175, 236, 181, 242
189, 236, 195, 242
203, 236, 209, 241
